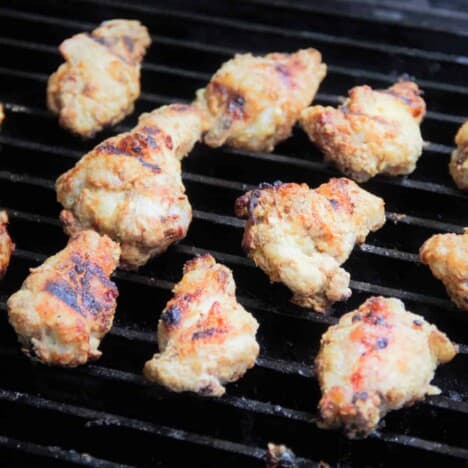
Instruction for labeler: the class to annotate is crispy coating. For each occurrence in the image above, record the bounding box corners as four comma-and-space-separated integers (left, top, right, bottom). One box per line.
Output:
235, 178, 385, 312
56, 104, 201, 270
316, 296, 457, 438
420, 229, 468, 311
47, 19, 151, 138
0, 211, 14, 279
7, 231, 120, 367
449, 122, 468, 190
300, 81, 426, 182
194, 49, 326, 152
144, 254, 259, 396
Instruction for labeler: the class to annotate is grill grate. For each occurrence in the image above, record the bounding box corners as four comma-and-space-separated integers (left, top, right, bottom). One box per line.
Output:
0, 0, 467, 466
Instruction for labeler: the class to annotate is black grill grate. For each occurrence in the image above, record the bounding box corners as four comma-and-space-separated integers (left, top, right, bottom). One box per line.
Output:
0, 0, 467, 466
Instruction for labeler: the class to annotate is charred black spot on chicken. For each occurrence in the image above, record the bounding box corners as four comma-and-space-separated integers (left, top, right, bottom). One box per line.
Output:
162, 305, 182, 327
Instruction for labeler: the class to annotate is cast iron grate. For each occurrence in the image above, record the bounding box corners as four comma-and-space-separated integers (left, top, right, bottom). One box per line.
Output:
0, 0, 467, 466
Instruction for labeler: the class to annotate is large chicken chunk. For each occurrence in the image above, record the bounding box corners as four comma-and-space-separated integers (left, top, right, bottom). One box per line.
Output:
235, 178, 385, 312
144, 254, 259, 396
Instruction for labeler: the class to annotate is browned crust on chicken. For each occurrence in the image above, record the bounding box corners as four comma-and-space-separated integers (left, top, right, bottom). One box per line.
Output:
56, 104, 201, 270
144, 254, 259, 396
47, 19, 151, 138
316, 297, 457, 438
235, 178, 385, 312
0, 211, 14, 279
90, 19, 150, 66
7, 230, 120, 367
0, 104, 4, 126
195, 49, 326, 152
300, 81, 426, 182
449, 122, 468, 191
420, 229, 468, 311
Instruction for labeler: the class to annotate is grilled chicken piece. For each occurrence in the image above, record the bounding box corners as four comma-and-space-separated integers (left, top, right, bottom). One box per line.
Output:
56, 104, 201, 270
194, 49, 326, 152
0, 103, 4, 126
300, 81, 426, 182
235, 178, 385, 312
449, 122, 468, 191
265, 444, 298, 468
7, 231, 120, 367
420, 230, 468, 311
0, 211, 14, 279
47, 19, 151, 138
144, 254, 259, 396
316, 296, 457, 438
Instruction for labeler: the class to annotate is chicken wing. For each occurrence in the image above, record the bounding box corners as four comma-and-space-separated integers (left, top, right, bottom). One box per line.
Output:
449, 122, 468, 191
420, 229, 468, 311
7, 230, 120, 367
56, 104, 201, 270
0, 211, 14, 279
194, 49, 326, 152
144, 254, 259, 396
47, 19, 151, 138
316, 296, 457, 438
300, 81, 426, 182
235, 178, 385, 312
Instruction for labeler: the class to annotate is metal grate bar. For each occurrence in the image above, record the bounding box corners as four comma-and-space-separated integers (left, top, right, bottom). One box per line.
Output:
4, 201, 459, 315
0, 32, 467, 127
10, 240, 464, 386
385, 212, 464, 234
0, 388, 268, 463
0, 162, 462, 315
0, 435, 126, 467
0, 160, 461, 238
1, 7, 468, 100
1, 2, 467, 464
9, 244, 467, 394
0, 295, 318, 380
0, 41, 465, 126
0, 114, 455, 207
0, 339, 467, 461
372, 431, 468, 460
0, 65, 47, 82
10, 245, 336, 326
0, 132, 465, 228
80, 361, 468, 429
0, 38, 465, 129
0, 92, 457, 167
73, 0, 468, 65
0, 157, 464, 241
240, 0, 468, 32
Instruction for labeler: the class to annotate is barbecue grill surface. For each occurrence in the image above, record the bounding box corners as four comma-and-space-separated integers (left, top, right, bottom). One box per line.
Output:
0, 0, 467, 466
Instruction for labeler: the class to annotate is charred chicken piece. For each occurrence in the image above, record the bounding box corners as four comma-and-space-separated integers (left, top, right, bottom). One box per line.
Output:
235, 178, 385, 312
56, 104, 201, 270
7, 231, 120, 367
0, 211, 14, 279
420, 229, 468, 311
144, 254, 259, 396
194, 49, 326, 152
300, 81, 426, 182
47, 19, 151, 138
316, 296, 457, 438
449, 122, 468, 191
